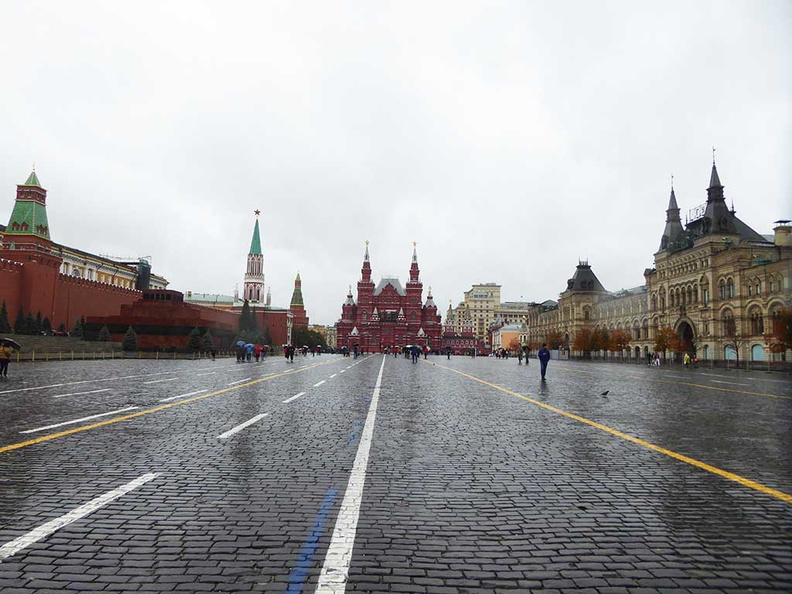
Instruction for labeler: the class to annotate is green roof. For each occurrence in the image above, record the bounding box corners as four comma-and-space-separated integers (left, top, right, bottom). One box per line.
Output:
249, 219, 262, 255
4, 199, 50, 240
23, 170, 42, 187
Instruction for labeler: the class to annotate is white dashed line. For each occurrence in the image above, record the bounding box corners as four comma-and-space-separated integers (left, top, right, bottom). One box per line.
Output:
143, 378, 178, 385
711, 380, 750, 386
196, 372, 216, 376
217, 413, 269, 439
313, 380, 326, 387
20, 406, 139, 434
339, 370, 345, 374
329, 374, 337, 378
316, 356, 386, 592
227, 378, 252, 385
158, 389, 208, 403
282, 392, 306, 404
53, 388, 111, 399
0, 473, 160, 560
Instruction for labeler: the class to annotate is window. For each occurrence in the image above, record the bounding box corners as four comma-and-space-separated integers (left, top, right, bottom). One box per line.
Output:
756, 283, 761, 295
750, 310, 764, 335
703, 288, 709, 304
719, 281, 726, 300
728, 280, 734, 298
747, 285, 752, 296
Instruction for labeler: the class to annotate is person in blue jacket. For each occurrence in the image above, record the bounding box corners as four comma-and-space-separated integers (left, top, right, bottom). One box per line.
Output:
537, 343, 551, 381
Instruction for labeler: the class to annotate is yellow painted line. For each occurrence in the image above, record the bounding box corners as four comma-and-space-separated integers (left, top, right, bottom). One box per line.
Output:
0, 358, 344, 455
553, 365, 790, 400
431, 362, 792, 504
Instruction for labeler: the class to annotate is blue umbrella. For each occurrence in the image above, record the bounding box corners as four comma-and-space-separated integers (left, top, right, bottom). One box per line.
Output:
245, 343, 254, 348
236, 340, 246, 347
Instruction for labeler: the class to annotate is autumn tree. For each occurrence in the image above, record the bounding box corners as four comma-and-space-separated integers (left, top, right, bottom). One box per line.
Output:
654, 326, 678, 359
572, 328, 594, 355
765, 307, 792, 354
609, 329, 632, 359
546, 330, 565, 350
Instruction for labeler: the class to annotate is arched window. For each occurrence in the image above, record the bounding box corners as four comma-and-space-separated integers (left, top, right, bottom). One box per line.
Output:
749, 308, 764, 335
719, 280, 726, 300
722, 311, 735, 336
727, 279, 735, 298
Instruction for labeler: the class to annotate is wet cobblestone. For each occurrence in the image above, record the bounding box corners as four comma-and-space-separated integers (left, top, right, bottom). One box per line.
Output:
0, 355, 789, 592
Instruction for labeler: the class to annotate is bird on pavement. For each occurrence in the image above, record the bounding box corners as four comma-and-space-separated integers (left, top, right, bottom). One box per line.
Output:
600, 390, 609, 396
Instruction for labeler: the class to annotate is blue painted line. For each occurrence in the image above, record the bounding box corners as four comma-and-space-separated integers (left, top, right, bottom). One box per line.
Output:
347, 420, 362, 445
286, 486, 339, 593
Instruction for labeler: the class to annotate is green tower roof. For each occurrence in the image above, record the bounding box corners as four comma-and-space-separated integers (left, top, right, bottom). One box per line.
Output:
5, 199, 50, 240
23, 170, 42, 187
290, 273, 304, 307
249, 219, 262, 255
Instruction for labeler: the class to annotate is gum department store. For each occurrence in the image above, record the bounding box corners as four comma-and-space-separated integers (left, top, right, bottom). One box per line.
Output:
513, 160, 791, 363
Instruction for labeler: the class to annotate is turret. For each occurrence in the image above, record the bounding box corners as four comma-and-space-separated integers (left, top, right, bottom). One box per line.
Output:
658, 181, 685, 251
243, 211, 265, 302
702, 156, 737, 235
3, 167, 51, 248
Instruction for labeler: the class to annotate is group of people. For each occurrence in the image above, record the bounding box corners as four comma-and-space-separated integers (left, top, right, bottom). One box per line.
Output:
235, 343, 269, 363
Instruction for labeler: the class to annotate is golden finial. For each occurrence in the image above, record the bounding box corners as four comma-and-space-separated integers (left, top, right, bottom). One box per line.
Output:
365, 239, 369, 246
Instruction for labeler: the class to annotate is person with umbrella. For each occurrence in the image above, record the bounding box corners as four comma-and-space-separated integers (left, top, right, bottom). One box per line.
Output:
0, 338, 20, 379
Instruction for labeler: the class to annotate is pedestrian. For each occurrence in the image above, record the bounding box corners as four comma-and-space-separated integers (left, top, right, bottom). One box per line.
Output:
445, 346, 452, 360
423, 345, 429, 359
517, 349, 523, 365
537, 343, 551, 381
254, 344, 261, 362
411, 345, 420, 364
683, 352, 691, 368
646, 351, 652, 366
654, 352, 661, 366
0, 343, 12, 379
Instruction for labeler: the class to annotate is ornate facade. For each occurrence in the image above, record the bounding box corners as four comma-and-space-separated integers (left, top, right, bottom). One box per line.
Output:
336, 243, 442, 352
525, 160, 791, 363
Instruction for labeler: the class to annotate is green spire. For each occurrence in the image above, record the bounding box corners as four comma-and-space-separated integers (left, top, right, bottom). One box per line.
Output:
290, 273, 304, 307
249, 219, 262, 255
23, 169, 41, 187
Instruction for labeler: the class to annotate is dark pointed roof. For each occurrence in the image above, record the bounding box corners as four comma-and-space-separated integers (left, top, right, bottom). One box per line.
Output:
709, 162, 722, 188
565, 262, 607, 293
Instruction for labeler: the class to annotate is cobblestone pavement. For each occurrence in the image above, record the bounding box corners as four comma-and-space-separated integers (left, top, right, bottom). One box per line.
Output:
0, 354, 789, 593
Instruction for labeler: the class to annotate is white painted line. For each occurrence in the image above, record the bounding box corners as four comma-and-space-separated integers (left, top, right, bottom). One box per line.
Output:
21, 407, 139, 434
701, 373, 733, 379
158, 389, 208, 403
0, 473, 159, 560
217, 413, 269, 439
711, 380, 750, 386
316, 356, 386, 593
196, 372, 216, 376
143, 377, 178, 385
282, 392, 306, 404
53, 388, 111, 399
227, 377, 252, 386
329, 374, 337, 378
313, 380, 326, 387
339, 370, 345, 374
0, 370, 194, 395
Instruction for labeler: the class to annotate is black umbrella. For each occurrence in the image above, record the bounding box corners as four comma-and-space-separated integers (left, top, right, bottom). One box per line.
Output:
0, 337, 22, 350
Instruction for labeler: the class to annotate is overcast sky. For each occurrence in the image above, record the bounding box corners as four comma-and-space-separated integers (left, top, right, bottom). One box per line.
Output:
1, 1, 790, 326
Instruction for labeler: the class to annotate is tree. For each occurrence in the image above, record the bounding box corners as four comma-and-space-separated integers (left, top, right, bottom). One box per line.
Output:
35, 311, 43, 335
14, 306, 25, 334
546, 330, 565, 350
57, 323, 67, 333
291, 327, 327, 351
187, 327, 203, 351
25, 313, 37, 335
72, 316, 85, 338
507, 337, 521, 352
0, 300, 11, 333
42, 317, 52, 334
572, 328, 594, 355
122, 326, 138, 352
237, 300, 261, 343
98, 325, 111, 341
609, 329, 632, 359
262, 325, 272, 346
201, 330, 215, 351
722, 318, 747, 369
654, 326, 677, 358
592, 328, 610, 355
765, 307, 792, 355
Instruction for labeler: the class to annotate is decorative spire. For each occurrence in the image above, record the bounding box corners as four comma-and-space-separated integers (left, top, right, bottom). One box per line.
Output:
412, 241, 418, 263
408, 241, 420, 283
290, 272, 304, 307
361, 241, 372, 282
709, 148, 722, 189
23, 167, 42, 187
249, 218, 262, 255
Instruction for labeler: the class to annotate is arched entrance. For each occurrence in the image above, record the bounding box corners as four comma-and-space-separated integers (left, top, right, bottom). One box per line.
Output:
751, 344, 765, 361
676, 321, 695, 353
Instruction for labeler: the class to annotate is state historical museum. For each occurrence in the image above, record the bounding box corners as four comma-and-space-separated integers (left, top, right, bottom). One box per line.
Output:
337, 243, 442, 352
